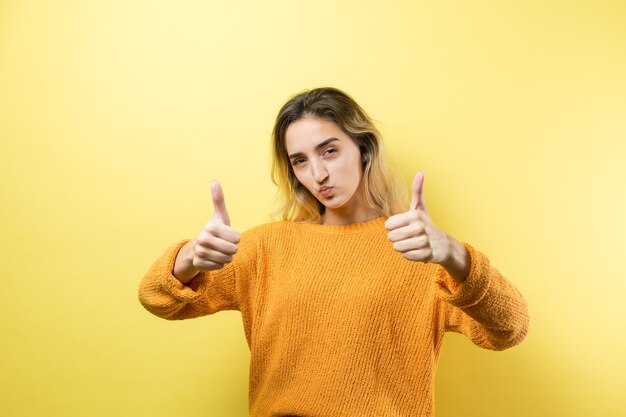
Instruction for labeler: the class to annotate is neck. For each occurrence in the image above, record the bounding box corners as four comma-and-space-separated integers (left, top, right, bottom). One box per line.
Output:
321, 206, 382, 226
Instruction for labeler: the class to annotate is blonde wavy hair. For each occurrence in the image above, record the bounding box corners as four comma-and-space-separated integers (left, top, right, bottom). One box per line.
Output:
270, 87, 407, 223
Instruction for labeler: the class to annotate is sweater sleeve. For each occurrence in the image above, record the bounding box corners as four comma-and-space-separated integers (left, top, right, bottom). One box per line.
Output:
436, 243, 529, 351
138, 229, 259, 321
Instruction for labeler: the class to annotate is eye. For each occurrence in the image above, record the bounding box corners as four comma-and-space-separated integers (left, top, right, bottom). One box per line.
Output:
292, 158, 306, 166
323, 148, 337, 156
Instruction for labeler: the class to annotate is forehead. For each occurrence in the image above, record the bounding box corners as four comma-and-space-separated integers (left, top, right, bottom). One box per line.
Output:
284, 116, 351, 153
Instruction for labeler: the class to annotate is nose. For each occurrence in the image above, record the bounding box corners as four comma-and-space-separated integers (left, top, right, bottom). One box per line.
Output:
310, 159, 328, 183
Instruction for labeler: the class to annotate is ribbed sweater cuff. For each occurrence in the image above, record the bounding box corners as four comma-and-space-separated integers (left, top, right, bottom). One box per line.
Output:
436, 242, 491, 308
158, 239, 207, 302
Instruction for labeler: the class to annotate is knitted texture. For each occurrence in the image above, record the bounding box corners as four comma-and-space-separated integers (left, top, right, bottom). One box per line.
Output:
138, 216, 529, 416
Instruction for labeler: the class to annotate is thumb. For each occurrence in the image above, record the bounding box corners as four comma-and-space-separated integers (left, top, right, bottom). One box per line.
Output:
211, 180, 231, 226
409, 171, 427, 212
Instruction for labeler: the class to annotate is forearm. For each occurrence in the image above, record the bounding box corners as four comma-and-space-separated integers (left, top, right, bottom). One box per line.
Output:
438, 243, 530, 350
138, 240, 212, 320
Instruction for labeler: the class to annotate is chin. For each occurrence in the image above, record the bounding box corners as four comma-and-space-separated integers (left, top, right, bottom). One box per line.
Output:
319, 199, 340, 210
322, 197, 351, 211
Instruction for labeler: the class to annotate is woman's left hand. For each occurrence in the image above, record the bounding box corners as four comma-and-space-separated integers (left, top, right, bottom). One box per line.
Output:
385, 171, 470, 282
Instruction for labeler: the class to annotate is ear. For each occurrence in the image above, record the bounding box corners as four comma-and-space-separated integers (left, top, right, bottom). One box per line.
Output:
361, 150, 370, 167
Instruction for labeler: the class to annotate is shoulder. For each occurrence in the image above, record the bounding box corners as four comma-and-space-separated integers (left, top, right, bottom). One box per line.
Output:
237, 221, 306, 255
241, 220, 300, 241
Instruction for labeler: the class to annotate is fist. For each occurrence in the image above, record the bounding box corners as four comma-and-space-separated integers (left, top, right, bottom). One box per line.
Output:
385, 171, 451, 265
191, 180, 241, 272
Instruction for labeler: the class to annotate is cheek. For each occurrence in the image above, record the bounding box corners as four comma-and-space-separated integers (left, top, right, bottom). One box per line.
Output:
293, 171, 312, 190
296, 169, 309, 181
345, 156, 364, 180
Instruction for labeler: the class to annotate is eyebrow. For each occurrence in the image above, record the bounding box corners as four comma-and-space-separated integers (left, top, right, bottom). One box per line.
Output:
288, 138, 340, 160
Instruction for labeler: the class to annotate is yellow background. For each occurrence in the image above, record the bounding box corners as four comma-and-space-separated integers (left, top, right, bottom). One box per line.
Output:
2, 1, 625, 416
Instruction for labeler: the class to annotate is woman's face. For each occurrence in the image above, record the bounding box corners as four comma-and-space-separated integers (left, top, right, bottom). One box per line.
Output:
285, 115, 366, 215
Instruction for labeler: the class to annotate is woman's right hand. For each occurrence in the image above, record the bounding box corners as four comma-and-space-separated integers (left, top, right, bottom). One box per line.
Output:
173, 180, 241, 284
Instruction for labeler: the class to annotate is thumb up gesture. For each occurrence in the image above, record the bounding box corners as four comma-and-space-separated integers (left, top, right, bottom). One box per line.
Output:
385, 171, 452, 265
173, 180, 241, 284
190, 180, 241, 272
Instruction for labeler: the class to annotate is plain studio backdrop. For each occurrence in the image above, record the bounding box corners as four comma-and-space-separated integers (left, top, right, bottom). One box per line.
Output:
1, 1, 625, 416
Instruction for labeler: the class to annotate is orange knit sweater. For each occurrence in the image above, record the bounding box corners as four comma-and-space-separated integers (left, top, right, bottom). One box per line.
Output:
138, 216, 529, 416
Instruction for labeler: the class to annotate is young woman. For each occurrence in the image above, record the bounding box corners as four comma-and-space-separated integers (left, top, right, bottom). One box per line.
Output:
138, 87, 529, 416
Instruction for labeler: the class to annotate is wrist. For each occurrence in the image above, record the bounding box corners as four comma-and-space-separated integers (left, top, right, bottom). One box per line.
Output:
173, 240, 201, 284
441, 236, 470, 284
